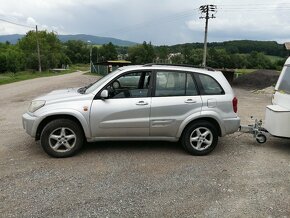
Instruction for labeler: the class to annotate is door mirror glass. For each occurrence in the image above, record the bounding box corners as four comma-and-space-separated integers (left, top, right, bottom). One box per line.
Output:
100, 89, 109, 99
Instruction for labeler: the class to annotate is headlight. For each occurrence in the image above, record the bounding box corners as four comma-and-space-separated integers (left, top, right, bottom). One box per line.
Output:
28, 100, 46, 113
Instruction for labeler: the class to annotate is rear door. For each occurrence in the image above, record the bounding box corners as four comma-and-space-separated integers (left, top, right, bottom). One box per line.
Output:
194, 73, 233, 118
150, 70, 202, 137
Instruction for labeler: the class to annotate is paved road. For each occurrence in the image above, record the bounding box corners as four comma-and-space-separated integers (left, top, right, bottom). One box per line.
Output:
0, 72, 289, 217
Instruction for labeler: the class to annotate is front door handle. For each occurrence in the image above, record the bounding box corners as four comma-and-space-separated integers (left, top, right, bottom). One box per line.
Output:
136, 101, 148, 106
185, 99, 197, 104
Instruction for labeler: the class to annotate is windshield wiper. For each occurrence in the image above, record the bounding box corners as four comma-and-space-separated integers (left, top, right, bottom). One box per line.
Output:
77, 82, 95, 94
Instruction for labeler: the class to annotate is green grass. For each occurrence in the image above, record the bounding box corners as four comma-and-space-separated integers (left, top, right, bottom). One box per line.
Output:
234, 69, 256, 78
235, 69, 256, 75
72, 64, 90, 71
265, 55, 284, 62
0, 64, 90, 85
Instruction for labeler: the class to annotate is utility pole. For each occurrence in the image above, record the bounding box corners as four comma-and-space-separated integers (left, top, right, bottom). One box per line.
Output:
35, 25, 42, 72
199, 5, 217, 67
97, 48, 100, 74
87, 40, 93, 73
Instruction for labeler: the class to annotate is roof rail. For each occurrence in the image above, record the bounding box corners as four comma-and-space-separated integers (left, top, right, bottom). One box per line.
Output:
143, 63, 215, 71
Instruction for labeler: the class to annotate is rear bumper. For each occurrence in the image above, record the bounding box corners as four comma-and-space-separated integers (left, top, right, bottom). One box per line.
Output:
22, 113, 39, 137
222, 117, 241, 136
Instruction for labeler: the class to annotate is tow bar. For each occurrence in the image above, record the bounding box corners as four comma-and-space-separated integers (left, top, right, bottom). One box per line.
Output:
239, 117, 268, 144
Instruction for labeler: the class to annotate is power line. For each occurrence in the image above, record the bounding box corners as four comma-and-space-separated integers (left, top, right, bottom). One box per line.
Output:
36, 25, 42, 72
97, 3, 289, 41
0, 17, 34, 29
218, 3, 290, 7
220, 7, 290, 10
98, 8, 199, 36
0, 16, 42, 72
218, 4, 290, 11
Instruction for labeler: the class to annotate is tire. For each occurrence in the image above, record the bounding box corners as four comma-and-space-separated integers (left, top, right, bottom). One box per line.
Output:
256, 133, 267, 144
40, 119, 84, 158
182, 121, 218, 156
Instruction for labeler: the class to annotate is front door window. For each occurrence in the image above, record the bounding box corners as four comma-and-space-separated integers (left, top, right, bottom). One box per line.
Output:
106, 72, 151, 98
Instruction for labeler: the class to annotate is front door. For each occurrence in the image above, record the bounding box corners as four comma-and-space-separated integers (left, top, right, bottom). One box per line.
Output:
90, 71, 152, 138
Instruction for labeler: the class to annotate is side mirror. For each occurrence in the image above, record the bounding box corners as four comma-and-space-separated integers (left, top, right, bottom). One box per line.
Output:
100, 89, 109, 99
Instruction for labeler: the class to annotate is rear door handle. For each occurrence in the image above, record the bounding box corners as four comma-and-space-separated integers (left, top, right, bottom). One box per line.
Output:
185, 99, 197, 104
136, 101, 148, 105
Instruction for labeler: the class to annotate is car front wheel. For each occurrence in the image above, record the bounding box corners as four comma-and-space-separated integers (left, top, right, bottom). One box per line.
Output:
40, 119, 84, 158
182, 121, 218, 155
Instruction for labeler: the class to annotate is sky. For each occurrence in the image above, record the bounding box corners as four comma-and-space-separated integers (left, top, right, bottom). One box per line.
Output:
0, 0, 290, 45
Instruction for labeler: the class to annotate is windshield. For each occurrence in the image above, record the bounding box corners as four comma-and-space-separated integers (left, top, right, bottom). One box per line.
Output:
83, 69, 122, 94
277, 66, 290, 94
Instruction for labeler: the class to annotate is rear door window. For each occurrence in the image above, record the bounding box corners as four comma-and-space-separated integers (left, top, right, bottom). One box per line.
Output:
155, 71, 198, 97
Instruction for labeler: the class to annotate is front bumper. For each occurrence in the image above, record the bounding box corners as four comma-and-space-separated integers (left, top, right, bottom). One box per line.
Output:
22, 113, 39, 137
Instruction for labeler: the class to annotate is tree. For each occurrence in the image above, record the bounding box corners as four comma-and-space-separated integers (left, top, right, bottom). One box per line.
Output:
207, 48, 231, 68
170, 54, 184, 64
0, 53, 7, 73
64, 40, 88, 64
98, 42, 118, 61
128, 41, 156, 64
18, 30, 67, 70
0, 43, 25, 73
188, 49, 203, 66
5, 46, 25, 72
155, 45, 169, 61
247, 52, 272, 69
91, 47, 99, 63
183, 46, 191, 64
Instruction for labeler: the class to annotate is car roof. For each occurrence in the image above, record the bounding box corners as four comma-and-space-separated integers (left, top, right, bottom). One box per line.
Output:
119, 64, 217, 75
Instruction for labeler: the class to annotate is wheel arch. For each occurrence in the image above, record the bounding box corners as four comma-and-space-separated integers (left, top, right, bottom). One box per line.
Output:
36, 114, 89, 141
179, 117, 222, 139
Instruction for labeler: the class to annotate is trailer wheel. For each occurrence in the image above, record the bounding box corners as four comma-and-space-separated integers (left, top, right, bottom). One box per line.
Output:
256, 133, 267, 144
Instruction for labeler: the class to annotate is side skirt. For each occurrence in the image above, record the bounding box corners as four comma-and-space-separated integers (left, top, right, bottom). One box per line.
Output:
87, 136, 179, 142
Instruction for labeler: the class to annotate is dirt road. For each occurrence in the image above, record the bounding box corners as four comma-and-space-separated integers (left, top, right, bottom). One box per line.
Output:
0, 72, 289, 217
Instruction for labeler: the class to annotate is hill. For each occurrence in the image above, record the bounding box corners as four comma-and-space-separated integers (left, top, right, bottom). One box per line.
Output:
0, 34, 137, 46
168, 40, 287, 57
0, 34, 23, 44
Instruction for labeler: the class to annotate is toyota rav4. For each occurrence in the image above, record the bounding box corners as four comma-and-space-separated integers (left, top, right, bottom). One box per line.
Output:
22, 64, 240, 157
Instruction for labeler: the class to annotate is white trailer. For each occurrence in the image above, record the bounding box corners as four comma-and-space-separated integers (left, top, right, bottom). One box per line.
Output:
240, 57, 290, 143
265, 57, 290, 138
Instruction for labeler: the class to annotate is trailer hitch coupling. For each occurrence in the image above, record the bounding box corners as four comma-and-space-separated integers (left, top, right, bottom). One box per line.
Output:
239, 116, 268, 144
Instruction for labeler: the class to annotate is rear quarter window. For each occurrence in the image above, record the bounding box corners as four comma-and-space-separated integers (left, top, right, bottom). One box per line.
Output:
197, 74, 224, 95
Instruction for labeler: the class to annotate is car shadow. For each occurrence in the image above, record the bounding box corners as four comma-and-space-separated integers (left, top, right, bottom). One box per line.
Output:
81, 141, 187, 155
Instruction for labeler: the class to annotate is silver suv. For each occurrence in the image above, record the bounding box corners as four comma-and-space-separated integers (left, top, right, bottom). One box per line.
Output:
22, 64, 240, 157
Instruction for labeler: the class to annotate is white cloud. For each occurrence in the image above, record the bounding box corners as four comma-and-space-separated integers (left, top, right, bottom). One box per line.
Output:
0, 0, 289, 44
26, 17, 37, 26
185, 1, 290, 43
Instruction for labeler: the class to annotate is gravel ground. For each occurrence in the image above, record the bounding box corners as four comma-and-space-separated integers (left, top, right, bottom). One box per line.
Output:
0, 71, 289, 217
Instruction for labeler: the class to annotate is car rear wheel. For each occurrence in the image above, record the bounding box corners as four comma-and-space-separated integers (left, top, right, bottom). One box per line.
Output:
40, 119, 84, 158
182, 121, 218, 155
